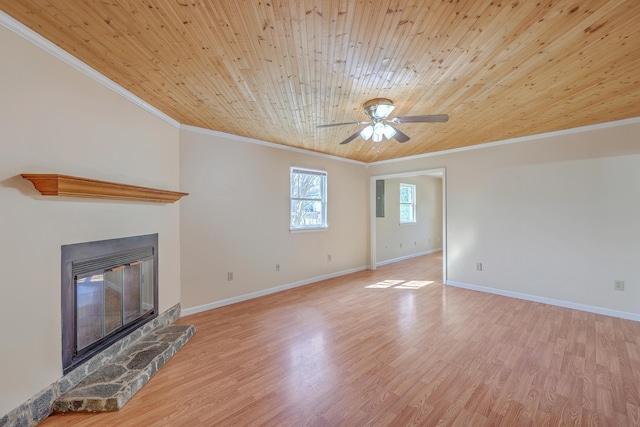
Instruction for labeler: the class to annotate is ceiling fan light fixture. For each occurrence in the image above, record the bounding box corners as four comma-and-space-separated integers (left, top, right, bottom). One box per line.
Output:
374, 103, 394, 119
360, 125, 373, 140
373, 122, 385, 136
321, 97, 447, 146
363, 98, 395, 119
383, 124, 396, 139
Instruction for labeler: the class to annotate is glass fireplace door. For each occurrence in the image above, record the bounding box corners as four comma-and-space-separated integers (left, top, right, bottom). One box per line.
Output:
75, 258, 154, 353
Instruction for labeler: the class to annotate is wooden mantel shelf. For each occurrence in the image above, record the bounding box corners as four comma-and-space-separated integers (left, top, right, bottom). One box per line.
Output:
21, 174, 188, 203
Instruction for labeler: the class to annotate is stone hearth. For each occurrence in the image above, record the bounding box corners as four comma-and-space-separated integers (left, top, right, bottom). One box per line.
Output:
0, 304, 194, 427
53, 323, 195, 412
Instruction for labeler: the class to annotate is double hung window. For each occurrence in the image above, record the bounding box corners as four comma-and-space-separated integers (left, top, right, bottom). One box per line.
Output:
290, 167, 327, 230
399, 183, 416, 223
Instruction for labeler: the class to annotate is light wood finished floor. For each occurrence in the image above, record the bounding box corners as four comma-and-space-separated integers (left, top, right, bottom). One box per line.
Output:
41, 253, 640, 426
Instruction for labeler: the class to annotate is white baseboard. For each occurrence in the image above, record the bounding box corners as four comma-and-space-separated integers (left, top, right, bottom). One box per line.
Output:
376, 248, 442, 267
446, 280, 640, 322
180, 265, 369, 317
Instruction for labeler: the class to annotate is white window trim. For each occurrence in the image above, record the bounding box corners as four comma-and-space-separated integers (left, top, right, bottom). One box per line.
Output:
290, 167, 328, 231
399, 183, 416, 224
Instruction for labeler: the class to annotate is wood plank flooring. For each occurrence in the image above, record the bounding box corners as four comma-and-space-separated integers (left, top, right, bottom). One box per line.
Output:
41, 252, 640, 426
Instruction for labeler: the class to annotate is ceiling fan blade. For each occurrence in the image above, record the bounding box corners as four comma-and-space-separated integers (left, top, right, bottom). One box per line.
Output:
388, 125, 411, 143
390, 114, 449, 124
317, 121, 368, 128
339, 130, 362, 145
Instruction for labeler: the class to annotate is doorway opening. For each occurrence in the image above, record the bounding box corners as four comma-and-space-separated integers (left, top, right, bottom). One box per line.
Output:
369, 168, 446, 283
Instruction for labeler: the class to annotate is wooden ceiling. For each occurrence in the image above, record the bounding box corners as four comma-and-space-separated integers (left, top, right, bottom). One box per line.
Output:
1, 1, 639, 163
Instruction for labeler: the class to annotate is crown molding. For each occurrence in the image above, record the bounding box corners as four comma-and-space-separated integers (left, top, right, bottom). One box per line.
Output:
5, 9, 636, 167
0, 10, 180, 128
0, 10, 367, 166
369, 116, 640, 166
180, 124, 367, 166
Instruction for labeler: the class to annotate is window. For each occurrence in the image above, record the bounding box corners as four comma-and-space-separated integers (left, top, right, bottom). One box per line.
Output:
290, 167, 327, 230
399, 183, 416, 223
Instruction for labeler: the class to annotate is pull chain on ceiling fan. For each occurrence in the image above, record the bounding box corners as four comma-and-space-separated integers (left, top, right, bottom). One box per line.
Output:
317, 98, 449, 146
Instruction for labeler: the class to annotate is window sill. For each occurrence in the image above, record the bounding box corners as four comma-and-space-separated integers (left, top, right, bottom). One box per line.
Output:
290, 226, 328, 233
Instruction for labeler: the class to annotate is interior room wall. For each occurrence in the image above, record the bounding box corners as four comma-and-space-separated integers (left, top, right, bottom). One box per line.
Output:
375, 175, 443, 264
0, 25, 182, 416
368, 120, 640, 318
179, 127, 369, 312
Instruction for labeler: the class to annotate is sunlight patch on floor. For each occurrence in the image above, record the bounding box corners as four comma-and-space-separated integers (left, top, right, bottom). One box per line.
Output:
366, 279, 434, 289
395, 280, 434, 289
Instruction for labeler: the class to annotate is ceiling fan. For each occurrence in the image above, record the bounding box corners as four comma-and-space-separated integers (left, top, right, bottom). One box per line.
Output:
317, 98, 449, 145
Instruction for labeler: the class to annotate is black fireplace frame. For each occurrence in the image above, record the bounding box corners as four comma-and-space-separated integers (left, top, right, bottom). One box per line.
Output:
61, 234, 159, 374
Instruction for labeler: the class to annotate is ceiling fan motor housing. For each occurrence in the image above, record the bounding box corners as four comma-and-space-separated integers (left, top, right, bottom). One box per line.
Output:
320, 97, 447, 145
363, 98, 395, 120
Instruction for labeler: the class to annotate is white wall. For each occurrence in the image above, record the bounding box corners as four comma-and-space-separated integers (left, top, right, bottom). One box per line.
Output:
368, 120, 640, 317
179, 128, 369, 310
3, 4, 639, 419
0, 25, 182, 415
375, 175, 442, 263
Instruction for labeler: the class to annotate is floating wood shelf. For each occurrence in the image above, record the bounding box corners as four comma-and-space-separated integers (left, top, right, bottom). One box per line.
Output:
21, 174, 188, 203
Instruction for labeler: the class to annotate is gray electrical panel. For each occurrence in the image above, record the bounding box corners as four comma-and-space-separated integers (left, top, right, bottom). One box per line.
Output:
376, 180, 385, 217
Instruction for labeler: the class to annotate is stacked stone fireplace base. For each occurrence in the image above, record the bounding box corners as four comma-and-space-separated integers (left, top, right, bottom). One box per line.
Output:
53, 323, 195, 412
1, 303, 195, 427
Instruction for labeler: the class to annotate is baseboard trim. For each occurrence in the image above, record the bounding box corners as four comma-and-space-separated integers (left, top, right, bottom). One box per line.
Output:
446, 280, 640, 322
180, 266, 370, 317
376, 248, 442, 267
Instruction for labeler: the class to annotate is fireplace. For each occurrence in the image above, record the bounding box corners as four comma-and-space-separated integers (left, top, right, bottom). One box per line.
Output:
61, 234, 159, 374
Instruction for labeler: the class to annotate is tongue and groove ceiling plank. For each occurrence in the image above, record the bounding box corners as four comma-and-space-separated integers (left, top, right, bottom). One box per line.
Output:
1, 0, 639, 162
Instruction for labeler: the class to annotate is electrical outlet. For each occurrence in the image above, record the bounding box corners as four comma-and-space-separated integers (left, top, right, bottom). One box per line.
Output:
614, 280, 625, 291
475, 263, 483, 272
227, 272, 233, 281
327, 254, 332, 262
276, 264, 280, 272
